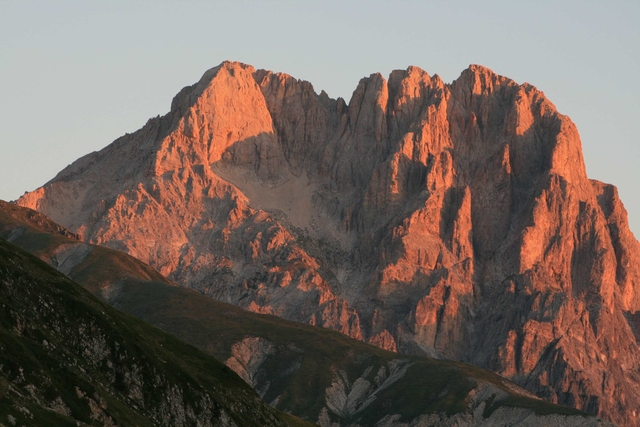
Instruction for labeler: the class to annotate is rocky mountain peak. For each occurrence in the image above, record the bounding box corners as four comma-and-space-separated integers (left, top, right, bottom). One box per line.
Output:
17, 61, 640, 426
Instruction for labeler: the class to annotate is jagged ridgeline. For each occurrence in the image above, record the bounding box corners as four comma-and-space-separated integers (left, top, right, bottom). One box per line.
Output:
0, 202, 613, 426
0, 237, 312, 427
17, 61, 640, 426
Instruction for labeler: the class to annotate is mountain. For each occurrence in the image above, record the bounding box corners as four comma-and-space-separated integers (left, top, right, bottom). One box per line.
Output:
0, 201, 612, 426
17, 61, 640, 426
0, 237, 314, 427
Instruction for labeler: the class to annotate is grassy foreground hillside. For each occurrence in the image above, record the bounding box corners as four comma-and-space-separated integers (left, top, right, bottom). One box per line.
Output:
0, 238, 312, 427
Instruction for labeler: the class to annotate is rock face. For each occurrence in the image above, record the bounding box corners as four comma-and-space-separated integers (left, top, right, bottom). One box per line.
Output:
18, 61, 640, 426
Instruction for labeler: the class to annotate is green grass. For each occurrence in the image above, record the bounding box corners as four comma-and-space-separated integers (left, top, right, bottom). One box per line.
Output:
69, 244, 170, 295
483, 394, 588, 418
0, 399, 81, 427
277, 411, 319, 427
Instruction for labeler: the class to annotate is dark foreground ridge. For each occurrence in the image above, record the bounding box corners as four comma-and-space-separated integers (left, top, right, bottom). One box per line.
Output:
0, 236, 312, 426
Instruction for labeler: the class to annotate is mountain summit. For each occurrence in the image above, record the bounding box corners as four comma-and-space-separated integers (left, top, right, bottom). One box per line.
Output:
19, 61, 640, 426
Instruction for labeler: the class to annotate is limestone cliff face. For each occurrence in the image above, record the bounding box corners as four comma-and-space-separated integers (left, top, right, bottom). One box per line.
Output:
19, 61, 640, 426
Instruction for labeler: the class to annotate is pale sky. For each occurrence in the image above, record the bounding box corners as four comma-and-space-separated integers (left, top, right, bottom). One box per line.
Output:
1, 1, 639, 236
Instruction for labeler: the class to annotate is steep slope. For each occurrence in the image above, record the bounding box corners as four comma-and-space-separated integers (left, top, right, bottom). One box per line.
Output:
0, 199, 172, 299
0, 238, 312, 427
0, 202, 613, 427
18, 61, 640, 426
113, 280, 614, 427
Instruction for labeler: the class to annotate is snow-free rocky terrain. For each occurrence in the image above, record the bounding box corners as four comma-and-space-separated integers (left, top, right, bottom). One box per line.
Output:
0, 201, 612, 426
18, 61, 640, 426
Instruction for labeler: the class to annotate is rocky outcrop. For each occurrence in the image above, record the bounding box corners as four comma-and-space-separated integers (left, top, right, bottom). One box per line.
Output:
225, 337, 276, 397
218, 332, 612, 427
18, 61, 640, 426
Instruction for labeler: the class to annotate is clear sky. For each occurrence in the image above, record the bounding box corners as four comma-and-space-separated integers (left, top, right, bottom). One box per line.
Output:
1, 1, 639, 235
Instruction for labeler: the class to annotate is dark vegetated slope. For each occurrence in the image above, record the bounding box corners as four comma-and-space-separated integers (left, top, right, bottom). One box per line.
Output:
0, 199, 171, 295
0, 238, 312, 427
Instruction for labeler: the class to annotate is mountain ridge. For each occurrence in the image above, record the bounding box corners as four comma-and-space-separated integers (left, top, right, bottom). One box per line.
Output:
18, 61, 640, 426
